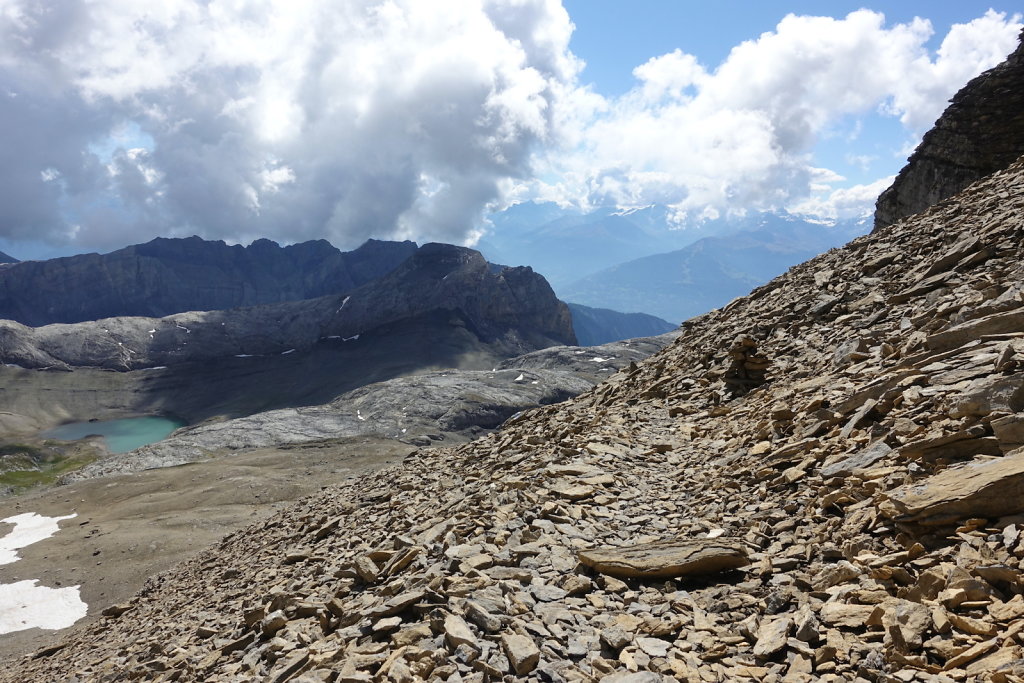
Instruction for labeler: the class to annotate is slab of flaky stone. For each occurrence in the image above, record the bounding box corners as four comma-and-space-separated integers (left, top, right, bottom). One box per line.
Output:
880, 449, 1024, 525
578, 539, 749, 579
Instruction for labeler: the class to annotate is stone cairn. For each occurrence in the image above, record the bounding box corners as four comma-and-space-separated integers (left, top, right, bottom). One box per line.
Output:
723, 334, 772, 397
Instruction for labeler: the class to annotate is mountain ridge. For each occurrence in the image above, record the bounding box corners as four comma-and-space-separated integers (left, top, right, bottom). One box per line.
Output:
562, 217, 868, 322
566, 303, 675, 346
0, 236, 418, 326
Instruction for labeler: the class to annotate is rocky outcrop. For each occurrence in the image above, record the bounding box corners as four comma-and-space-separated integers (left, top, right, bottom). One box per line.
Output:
874, 30, 1024, 230
0, 244, 576, 371
9, 150, 1024, 681
566, 302, 675, 346
0, 236, 417, 326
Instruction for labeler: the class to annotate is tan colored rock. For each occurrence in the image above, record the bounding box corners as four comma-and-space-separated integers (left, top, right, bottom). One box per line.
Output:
819, 603, 875, 628
947, 612, 998, 637
883, 599, 932, 651
501, 633, 540, 675
578, 539, 749, 579
752, 616, 792, 657
992, 413, 1024, 451
881, 450, 1024, 525
928, 309, 1024, 353
948, 375, 1024, 418
989, 595, 1024, 622
443, 613, 478, 650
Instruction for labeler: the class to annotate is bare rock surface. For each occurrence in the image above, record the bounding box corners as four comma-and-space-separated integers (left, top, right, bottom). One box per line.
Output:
874, 30, 1024, 229
881, 449, 1024, 525
578, 540, 749, 579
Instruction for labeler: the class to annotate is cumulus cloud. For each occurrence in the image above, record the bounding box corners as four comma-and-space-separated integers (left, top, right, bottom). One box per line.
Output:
0, 4, 1020, 253
533, 9, 1022, 220
790, 175, 897, 221
0, 0, 578, 250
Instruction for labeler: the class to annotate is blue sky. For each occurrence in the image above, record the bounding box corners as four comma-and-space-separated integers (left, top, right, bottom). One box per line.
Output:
552, 2, 1022, 204
0, 1, 1020, 260
564, 2, 1020, 95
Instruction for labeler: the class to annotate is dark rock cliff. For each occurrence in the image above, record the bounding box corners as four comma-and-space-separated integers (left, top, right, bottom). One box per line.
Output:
0, 243, 576, 370
0, 236, 418, 325
874, 29, 1024, 230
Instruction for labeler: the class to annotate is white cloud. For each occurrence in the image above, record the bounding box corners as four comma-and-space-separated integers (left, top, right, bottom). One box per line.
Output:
0, 4, 1020, 252
790, 175, 897, 221
0, 0, 579, 250
534, 8, 1022, 220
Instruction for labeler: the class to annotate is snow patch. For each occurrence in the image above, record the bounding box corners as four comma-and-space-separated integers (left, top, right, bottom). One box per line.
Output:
281, 349, 296, 355
1, 513, 77, 565
343, 335, 360, 342
235, 354, 255, 358
336, 295, 351, 313
513, 373, 525, 382
0, 580, 88, 635
139, 366, 167, 371
0, 512, 87, 635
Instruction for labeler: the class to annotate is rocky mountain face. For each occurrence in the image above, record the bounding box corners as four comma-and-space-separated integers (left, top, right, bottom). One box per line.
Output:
10, 127, 1024, 683
566, 303, 675, 346
0, 236, 418, 326
874, 30, 1024, 230
0, 243, 575, 372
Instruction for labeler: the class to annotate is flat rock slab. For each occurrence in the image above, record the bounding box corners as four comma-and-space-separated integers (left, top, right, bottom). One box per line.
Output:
578, 539, 749, 579
881, 449, 1024, 525
821, 441, 892, 478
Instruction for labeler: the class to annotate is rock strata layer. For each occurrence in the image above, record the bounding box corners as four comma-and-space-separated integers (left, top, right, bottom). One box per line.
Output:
0, 237, 417, 326
874, 30, 1024, 230
8, 146, 1024, 682
0, 243, 576, 370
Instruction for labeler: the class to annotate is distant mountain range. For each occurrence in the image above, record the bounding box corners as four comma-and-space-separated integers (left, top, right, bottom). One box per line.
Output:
0, 250, 17, 264
0, 237, 417, 326
567, 303, 675, 346
478, 202, 719, 289
481, 202, 869, 323
561, 216, 869, 323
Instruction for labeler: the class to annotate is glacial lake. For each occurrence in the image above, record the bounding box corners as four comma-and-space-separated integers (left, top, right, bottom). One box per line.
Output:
42, 416, 187, 454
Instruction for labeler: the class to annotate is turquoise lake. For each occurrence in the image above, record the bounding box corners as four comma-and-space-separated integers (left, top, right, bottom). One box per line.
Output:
42, 416, 187, 454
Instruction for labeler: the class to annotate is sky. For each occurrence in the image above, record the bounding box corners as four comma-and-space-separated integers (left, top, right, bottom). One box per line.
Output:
0, 2, 1020, 260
